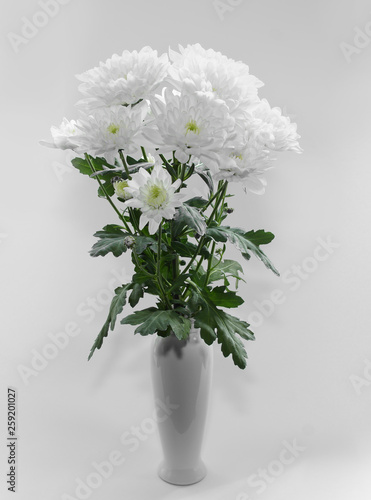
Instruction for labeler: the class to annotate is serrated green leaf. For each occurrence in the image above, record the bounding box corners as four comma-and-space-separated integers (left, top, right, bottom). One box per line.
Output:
208, 258, 244, 284
121, 307, 157, 326
71, 157, 93, 176
90, 225, 129, 258
135, 236, 156, 254
214, 312, 253, 369
206, 226, 279, 276
121, 308, 191, 340
72, 156, 115, 177
184, 197, 209, 208
195, 166, 214, 196
206, 286, 244, 308
97, 180, 115, 198
244, 229, 275, 246
173, 204, 207, 236
88, 284, 132, 360
189, 281, 254, 369
129, 282, 144, 308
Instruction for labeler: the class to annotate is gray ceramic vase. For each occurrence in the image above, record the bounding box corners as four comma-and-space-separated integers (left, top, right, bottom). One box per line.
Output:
151, 323, 213, 485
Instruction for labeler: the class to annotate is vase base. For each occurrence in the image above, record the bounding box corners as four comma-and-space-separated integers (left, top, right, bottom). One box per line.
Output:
158, 460, 207, 485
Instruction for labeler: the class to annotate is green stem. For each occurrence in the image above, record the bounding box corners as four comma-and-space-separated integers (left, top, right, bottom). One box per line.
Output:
118, 150, 131, 178
85, 154, 132, 233
207, 182, 227, 226
128, 208, 140, 233
159, 154, 173, 170
180, 164, 187, 183
141, 146, 148, 162
204, 241, 216, 286
181, 234, 206, 276
180, 182, 228, 299
159, 154, 177, 180
156, 224, 171, 308
132, 250, 153, 277
201, 182, 226, 212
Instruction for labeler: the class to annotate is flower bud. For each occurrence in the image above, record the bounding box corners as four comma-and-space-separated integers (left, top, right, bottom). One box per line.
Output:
123, 236, 135, 249
113, 180, 132, 200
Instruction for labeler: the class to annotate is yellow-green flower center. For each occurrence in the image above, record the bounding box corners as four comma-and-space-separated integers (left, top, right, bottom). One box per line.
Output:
107, 123, 120, 134
146, 184, 168, 208
185, 120, 200, 135
114, 180, 131, 200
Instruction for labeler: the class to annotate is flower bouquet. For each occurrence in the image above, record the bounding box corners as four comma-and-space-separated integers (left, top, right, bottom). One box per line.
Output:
42, 44, 301, 369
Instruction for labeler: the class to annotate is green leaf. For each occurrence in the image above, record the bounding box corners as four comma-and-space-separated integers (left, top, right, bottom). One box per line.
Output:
90, 225, 129, 258
72, 156, 114, 176
244, 229, 275, 246
208, 258, 245, 284
215, 312, 254, 369
195, 165, 214, 196
109, 285, 132, 329
129, 282, 144, 308
189, 282, 254, 369
193, 306, 218, 346
206, 286, 244, 308
206, 226, 228, 242
206, 226, 279, 276
121, 308, 191, 340
167, 273, 190, 294
184, 197, 209, 208
173, 204, 207, 236
71, 157, 93, 176
135, 236, 156, 255
172, 241, 210, 259
97, 180, 115, 198
88, 284, 132, 360
121, 307, 157, 326
172, 241, 198, 258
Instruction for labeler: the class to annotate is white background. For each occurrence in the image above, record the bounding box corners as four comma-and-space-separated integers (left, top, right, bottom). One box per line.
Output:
1, 0, 371, 499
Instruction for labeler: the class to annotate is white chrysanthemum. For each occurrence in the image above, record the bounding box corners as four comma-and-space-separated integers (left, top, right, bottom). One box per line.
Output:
168, 43, 263, 113
72, 103, 148, 163
124, 165, 184, 234
248, 99, 301, 153
40, 117, 81, 150
144, 88, 236, 164
113, 180, 132, 200
209, 99, 301, 192
212, 149, 271, 194
76, 46, 169, 111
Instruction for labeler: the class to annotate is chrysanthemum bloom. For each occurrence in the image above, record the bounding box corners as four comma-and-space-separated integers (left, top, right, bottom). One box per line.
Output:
124, 165, 184, 234
248, 99, 302, 153
40, 117, 81, 150
144, 87, 236, 164
72, 102, 149, 163
213, 149, 271, 194
76, 46, 169, 111
211, 99, 301, 193
168, 43, 263, 115
113, 180, 132, 200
